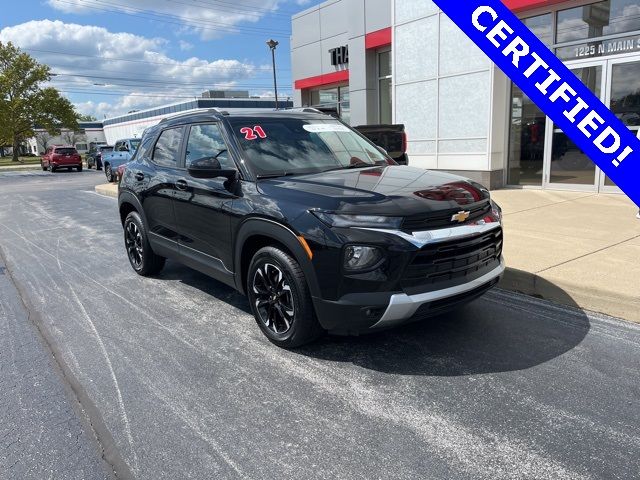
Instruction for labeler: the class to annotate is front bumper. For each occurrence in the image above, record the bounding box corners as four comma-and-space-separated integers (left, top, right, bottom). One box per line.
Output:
313, 258, 503, 334
310, 220, 504, 334
372, 257, 504, 328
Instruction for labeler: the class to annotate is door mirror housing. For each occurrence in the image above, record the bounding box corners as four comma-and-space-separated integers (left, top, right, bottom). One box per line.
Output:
188, 156, 237, 179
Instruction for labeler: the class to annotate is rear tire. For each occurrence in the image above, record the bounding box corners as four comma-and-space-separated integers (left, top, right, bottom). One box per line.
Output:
247, 246, 323, 348
124, 211, 165, 276
77, 165, 83, 172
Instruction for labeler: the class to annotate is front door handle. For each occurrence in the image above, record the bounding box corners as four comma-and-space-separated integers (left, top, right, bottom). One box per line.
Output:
176, 179, 188, 191
135, 172, 144, 181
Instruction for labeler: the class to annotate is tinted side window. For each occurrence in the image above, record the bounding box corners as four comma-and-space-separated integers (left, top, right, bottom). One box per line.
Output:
134, 134, 155, 161
186, 124, 234, 170
152, 128, 182, 168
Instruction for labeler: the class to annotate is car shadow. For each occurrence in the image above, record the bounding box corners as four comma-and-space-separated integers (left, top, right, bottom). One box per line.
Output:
160, 263, 590, 377
161, 261, 252, 313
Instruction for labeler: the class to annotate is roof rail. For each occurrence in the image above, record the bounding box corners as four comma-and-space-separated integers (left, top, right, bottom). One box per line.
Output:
285, 107, 325, 114
159, 107, 228, 123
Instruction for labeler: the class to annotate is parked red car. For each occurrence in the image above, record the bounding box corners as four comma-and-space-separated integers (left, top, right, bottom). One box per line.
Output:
41, 146, 83, 172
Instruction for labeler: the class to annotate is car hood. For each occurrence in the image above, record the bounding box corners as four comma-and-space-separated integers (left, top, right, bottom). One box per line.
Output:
256, 165, 490, 216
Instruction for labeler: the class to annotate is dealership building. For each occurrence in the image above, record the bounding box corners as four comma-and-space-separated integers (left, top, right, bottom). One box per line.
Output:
291, 0, 639, 193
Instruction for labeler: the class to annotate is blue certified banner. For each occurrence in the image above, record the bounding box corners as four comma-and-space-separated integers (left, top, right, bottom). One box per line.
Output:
431, 0, 640, 208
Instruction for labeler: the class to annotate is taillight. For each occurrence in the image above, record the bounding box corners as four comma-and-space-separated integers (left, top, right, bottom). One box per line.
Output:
401, 132, 408, 153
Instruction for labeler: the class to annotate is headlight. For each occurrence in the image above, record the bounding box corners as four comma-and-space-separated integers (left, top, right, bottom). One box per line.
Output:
490, 199, 502, 221
344, 245, 383, 271
311, 211, 402, 229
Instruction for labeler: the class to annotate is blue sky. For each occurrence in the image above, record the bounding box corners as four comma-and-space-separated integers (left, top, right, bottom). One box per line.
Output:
0, 0, 322, 118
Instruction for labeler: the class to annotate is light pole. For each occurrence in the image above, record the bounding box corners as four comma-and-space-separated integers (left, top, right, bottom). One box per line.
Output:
266, 39, 279, 110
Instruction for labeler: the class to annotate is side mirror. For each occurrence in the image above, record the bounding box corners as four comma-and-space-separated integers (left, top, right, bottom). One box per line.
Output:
188, 156, 237, 180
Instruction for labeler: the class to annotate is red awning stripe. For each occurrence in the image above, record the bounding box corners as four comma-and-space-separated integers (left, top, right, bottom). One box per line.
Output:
294, 70, 350, 90
365, 27, 392, 49
502, 0, 568, 12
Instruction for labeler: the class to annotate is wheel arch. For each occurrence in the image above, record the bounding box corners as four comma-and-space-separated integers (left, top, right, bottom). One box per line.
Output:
118, 191, 146, 227
234, 218, 320, 298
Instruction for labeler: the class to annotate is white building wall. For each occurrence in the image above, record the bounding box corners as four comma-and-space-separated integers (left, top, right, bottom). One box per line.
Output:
393, 0, 506, 186
28, 127, 106, 154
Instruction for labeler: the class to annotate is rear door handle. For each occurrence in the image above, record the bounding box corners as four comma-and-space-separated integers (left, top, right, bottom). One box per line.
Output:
176, 179, 188, 191
135, 172, 144, 181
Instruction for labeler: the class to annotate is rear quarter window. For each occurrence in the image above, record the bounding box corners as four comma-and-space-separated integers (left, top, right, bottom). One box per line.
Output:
55, 148, 77, 155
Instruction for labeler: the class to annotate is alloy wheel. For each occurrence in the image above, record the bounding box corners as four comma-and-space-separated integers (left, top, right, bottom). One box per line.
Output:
252, 263, 295, 335
125, 221, 143, 269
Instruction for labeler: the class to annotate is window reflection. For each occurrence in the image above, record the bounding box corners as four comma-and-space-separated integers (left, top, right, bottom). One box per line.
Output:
523, 14, 553, 45
557, 0, 640, 44
610, 62, 640, 126
508, 84, 545, 186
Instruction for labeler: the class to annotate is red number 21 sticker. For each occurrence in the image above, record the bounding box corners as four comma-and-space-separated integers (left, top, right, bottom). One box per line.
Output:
240, 126, 267, 141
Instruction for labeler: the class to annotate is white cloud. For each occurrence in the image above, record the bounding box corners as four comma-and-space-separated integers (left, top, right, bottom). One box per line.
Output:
46, 0, 286, 40
179, 40, 194, 51
0, 20, 261, 118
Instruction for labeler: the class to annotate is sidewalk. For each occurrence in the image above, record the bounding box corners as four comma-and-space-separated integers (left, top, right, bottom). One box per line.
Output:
493, 189, 640, 322
0, 164, 40, 171
95, 183, 640, 322
95, 183, 118, 198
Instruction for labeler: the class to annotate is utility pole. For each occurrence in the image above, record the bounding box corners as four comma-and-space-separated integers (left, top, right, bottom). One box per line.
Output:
266, 39, 279, 110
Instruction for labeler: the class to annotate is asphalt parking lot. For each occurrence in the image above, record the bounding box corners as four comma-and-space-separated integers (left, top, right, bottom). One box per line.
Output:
1, 170, 639, 479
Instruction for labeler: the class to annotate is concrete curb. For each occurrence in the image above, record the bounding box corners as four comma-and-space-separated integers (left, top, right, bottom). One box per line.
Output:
94, 183, 118, 198
499, 267, 639, 323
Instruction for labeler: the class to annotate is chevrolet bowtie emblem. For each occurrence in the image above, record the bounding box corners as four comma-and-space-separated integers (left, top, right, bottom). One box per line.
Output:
451, 211, 471, 223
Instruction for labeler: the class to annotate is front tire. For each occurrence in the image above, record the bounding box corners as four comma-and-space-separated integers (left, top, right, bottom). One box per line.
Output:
124, 211, 165, 276
247, 246, 323, 348
77, 165, 83, 172
105, 164, 114, 182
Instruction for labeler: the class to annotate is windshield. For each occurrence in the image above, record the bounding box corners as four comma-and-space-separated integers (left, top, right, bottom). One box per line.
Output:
99, 146, 113, 153
130, 139, 141, 151
55, 148, 77, 155
228, 118, 388, 177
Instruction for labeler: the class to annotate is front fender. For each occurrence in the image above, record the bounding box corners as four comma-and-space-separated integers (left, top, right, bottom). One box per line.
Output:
233, 217, 321, 299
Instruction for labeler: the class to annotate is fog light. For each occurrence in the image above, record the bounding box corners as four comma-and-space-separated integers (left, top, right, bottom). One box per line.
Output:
344, 245, 383, 271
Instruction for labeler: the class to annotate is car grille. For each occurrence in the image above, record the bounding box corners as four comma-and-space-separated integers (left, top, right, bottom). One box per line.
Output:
401, 228, 503, 293
402, 201, 491, 232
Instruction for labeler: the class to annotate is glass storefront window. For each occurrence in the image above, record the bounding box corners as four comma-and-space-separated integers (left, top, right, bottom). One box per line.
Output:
508, 84, 546, 185
557, 0, 640, 44
378, 49, 392, 124
523, 14, 553, 46
379, 78, 392, 124
549, 66, 602, 186
378, 50, 391, 77
339, 88, 351, 125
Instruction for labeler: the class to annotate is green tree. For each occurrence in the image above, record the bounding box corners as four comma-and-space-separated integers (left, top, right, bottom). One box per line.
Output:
0, 42, 79, 162
78, 114, 97, 122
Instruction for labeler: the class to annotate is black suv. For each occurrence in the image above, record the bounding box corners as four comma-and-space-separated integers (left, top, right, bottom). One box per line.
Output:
118, 109, 504, 347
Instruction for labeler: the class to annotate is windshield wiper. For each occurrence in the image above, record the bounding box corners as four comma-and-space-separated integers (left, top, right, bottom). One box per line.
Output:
256, 172, 298, 179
